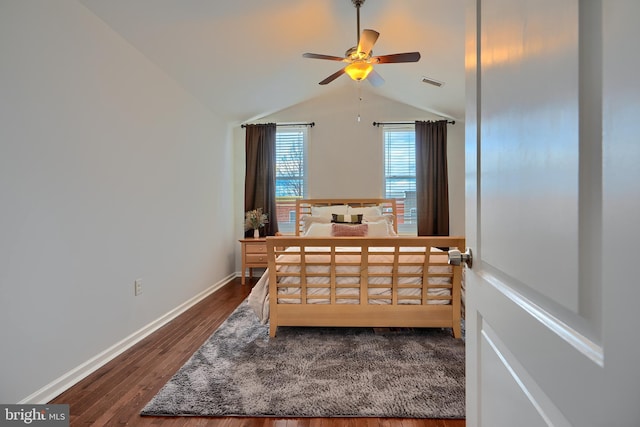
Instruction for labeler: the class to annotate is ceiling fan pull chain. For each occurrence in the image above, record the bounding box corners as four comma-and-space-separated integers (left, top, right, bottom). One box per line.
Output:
357, 84, 362, 122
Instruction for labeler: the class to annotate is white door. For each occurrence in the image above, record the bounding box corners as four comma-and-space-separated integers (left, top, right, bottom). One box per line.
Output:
464, 1, 640, 425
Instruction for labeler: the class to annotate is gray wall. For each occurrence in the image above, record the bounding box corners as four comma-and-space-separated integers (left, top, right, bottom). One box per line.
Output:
0, 1, 236, 403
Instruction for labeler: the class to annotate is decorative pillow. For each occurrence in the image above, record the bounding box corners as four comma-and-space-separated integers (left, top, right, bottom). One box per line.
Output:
304, 223, 333, 237
301, 215, 330, 234
348, 205, 383, 218
331, 213, 363, 224
311, 205, 348, 219
331, 223, 368, 237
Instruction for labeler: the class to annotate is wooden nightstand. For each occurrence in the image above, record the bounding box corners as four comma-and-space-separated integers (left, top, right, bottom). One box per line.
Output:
239, 238, 267, 285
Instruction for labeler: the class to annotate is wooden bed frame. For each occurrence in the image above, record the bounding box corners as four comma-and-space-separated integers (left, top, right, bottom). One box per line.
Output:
265, 198, 465, 338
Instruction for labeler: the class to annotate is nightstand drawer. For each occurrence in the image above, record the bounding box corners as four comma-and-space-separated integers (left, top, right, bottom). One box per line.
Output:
239, 238, 267, 285
245, 243, 267, 254
246, 254, 267, 264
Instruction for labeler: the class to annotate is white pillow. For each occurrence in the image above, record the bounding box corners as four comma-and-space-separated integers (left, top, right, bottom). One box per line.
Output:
365, 220, 395, 237
364, 214, 395, 225
348, 205, 383, 218
301, 215, 330, 234
304, 222, 333, 237
311, 205, 348, 219
364, 215, 397, 235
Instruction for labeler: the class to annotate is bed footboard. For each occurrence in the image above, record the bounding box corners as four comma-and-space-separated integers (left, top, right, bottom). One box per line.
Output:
266, 236, 465, 338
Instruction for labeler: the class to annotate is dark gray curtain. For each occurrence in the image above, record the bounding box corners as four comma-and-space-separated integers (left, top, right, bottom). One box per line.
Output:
244, 123, 279, 237
415, 120, 449, 236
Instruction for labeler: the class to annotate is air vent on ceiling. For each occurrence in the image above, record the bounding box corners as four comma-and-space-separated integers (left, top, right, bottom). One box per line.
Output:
421, 76, 444, 87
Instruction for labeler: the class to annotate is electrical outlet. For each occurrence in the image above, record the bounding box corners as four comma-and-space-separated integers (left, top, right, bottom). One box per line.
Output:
134, 279, 142, 296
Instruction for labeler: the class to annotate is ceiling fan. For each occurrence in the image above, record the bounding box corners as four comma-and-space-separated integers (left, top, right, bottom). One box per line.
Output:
303, 0, 421, 86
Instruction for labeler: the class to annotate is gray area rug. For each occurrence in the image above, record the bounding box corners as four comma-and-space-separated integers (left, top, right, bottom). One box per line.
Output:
141, 300, 465, 418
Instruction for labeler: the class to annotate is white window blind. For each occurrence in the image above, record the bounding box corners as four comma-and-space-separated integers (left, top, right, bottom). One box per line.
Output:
383, 126, 417, 234
275, 127, 307, 233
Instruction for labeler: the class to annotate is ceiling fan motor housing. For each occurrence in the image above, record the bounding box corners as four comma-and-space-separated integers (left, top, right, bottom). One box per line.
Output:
346, 46, 372, 61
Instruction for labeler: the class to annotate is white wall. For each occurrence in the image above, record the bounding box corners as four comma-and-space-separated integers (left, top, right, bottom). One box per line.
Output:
0, 1, 235, 403
233, 86, 465, 268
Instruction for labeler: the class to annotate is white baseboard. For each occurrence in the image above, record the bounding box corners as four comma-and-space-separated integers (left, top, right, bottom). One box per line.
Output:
20, 273, 237, 404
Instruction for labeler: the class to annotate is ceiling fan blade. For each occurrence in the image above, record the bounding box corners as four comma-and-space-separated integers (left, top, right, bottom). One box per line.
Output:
319, 67, 346, 85
303, 53, 346, 62
372, 52, 421, 64
357, 29, 379, 56
366, 69, 384, 87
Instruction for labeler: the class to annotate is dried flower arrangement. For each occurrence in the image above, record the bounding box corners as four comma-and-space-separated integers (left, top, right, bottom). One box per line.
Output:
244, 208, 268, 231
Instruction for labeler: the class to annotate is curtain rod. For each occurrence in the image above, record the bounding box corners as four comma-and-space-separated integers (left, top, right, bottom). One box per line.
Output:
372, 120, 455, 126
241, 122, 315, 128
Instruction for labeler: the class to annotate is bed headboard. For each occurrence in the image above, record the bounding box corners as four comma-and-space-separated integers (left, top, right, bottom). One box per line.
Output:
294, 198, 398, 235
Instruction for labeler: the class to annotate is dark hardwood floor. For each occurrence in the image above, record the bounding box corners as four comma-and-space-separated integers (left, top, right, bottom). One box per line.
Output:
50, 277, 465, 427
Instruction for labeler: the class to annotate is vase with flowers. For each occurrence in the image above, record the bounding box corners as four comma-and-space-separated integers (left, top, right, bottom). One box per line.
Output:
244, 208, 268, 238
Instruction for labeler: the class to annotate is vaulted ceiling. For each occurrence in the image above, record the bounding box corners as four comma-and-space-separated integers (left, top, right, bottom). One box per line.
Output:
80, 0, 465, 124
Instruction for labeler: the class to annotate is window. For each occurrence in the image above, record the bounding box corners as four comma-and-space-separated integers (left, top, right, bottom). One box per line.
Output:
275, 127, 307, 233
383, 126, 417, 234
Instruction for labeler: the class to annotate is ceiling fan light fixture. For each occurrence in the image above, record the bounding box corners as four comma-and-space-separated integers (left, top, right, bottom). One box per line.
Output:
345, 62, 373, 81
